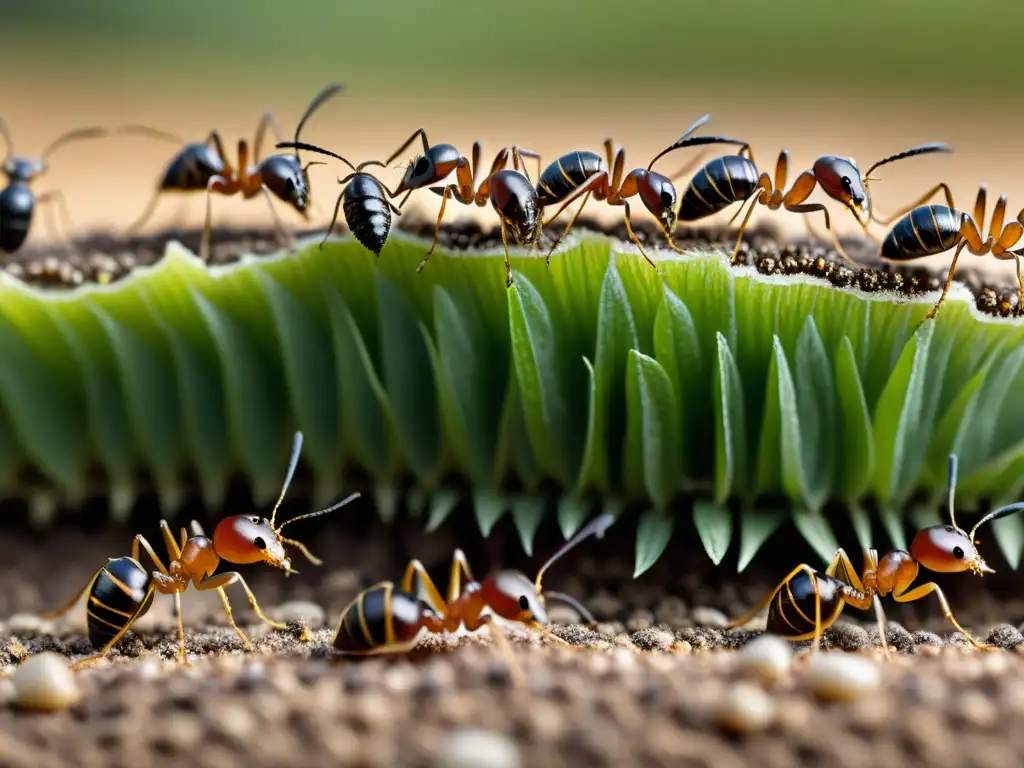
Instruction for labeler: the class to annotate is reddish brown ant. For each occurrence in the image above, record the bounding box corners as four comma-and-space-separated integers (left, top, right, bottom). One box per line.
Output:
726, 455, 1024, 652
40, 431, 359, 668
120, 84, 344, 261
332, 513, 614, 684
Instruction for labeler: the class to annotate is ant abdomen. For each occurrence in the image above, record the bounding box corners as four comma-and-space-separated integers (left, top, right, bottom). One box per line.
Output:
0, 183, 34, 252
343, 174, 393, 256
677, 155, 758, 222
333, 582, 437, 654
766, 570, 845, 638
86, 556, 154, 647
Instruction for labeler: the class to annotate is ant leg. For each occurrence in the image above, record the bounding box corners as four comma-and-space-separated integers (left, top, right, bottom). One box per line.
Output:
158, 520, 182, 561
921, 239, 969, 323
725, 564, 817, 630
540, 172, 607, 262
773, 150, 790, 195
400, 560, 448, 614
1015, 252, 1024, 313
786, 203, 858, 265
446, 550, 477, 605
319, 181, 353, 249
252, 111, 285, 165
194, 571, 288, 631
499, 218, 513, 288
199, 174, 230, 262
872, 183, 957, 228
464, 614, 525, 688
172, 592, 189, 663
132, 535, 170, 576
382, 129, 431, 168
70, 586, 155, 670
824, 548, 867, 592
621, 202, 659, 271
35, 190, 77, 247
892, 581, 992, 650
872, 595, 891, 654
213, 584, 253, 650
259, 186, 294, 249
38, 571, 100, 619
988, 193, 1008, 240
544, 189, 592, 264
419, 184, 453, 273
124, 188, 167, 236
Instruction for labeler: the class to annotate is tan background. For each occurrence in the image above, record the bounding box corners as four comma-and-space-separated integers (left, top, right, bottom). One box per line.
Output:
3, 2, 1021, 275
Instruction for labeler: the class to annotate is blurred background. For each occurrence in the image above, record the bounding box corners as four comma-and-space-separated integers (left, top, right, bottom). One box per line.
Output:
1, 0, 1020, 273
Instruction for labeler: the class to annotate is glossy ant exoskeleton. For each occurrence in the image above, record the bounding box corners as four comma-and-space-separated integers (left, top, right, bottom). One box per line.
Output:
121, 83, 344, 260
726, 455, 1024, 652
332, 513, 614, 684
673, 141, 951, 264
40, 431, 359, 668
880, 184, 1024, 321
364, 131, 543, 286
0, 120, 111, 253
535, 114, 748, 267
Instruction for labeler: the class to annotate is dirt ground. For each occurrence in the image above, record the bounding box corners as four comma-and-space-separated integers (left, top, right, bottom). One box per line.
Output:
2, 515, 1024, 768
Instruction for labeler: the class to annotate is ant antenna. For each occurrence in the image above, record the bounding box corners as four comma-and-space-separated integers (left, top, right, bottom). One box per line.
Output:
276, 491, 361, 566
947, 454, 961, 531
269, 431, 304, 527
114, 125, 187, 145
40, 126, 111, 165
303, 160, 327, 174
863, 142, 952, 181
276, 140, 357, 172
646, 115, 749, 172
292, 83, 345, 163
543, 590, 596, 623
0, 118, 12, 161
970, 501, 1024, 543
534, 513, 615, 593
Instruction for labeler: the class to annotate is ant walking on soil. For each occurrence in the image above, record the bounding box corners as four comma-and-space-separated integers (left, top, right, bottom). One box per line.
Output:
40, 431, 359, 669
332, 513, 614, 685
726, 454, 1024, 652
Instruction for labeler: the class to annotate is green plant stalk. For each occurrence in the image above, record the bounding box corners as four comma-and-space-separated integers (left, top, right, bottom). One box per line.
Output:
2, 232, 1024, 574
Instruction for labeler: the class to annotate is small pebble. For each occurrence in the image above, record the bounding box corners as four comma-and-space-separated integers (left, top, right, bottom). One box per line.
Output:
691, 606, 730, 629
737, 635, 793, 683
546, 603, 582, 625
272, 600, 326, 627
435, 727, 522, 768
803, 652, 882, 701
713, 682, 776, 733
6, 613, 50, 634
11, 652, 81, 711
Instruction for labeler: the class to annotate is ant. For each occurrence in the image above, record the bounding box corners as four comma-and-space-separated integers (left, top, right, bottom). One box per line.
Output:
535, 114, 749, 267
39, 431, 359, 669
121, 83, 344, 261
726, 454, 1024, 652
880, 184, 1024, 321
366, 130, 543, 286
274, 138, 402, 256
332, 513, 614, 685
672, 141, 951, 264
0, 120, 111, 253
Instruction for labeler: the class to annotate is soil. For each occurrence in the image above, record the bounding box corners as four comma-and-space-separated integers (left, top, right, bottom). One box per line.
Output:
2, 515, 1024, 768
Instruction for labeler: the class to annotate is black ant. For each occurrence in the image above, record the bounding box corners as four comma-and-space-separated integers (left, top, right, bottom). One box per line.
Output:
880, 184, 1024, 321
726, 454, 1024, 652
39, 431, 359, 668
0, 120, 111, 253
273, 138, 401, 256
332, 513, 614, 684
672, 141, 951, 264
120, 83, 344, 260
535, 114, 748, 266
367, 130, 543, 286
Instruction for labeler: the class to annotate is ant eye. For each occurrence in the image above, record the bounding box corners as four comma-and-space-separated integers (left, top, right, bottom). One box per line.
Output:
953, 546, 965, 559
660, 190, 674, 206
841, 176, 852, 191
251, 517, 260, 524
518, 595, 530, 611
413, 157, 430, 177
253, 536, 266, 550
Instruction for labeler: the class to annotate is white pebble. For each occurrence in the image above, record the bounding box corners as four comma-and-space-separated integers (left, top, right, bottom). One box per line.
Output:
803, 652, 882, 701
6, 613, 51, 634
714, 682, 776, 733
11, 653, 81, 711
435, 727, 522, 768
691, 606, 729, 629
271, 600, 326, 626
738, 635, 793, 683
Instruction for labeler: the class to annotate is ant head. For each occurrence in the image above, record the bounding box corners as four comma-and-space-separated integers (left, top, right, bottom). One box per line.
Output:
396, 144, 463, 194
812, 156, 869, 224
260, 154, 316, 214
638, 170, 678, 234
2, 156, 42, 183
910, 455, 1024, 576
212, 432, 359, 575
483, 514, 615, 627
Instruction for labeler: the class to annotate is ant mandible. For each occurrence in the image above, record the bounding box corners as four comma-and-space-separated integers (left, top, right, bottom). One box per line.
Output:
880, 184, 1024, 322
120, 83, 344, 261
726, 454, 1024, 652
535, 114, 748, 267
0, 120, 111, 253
40, 431, 359, 668
370, 130, 543, 286
332, 513, 614, 684
672, 141, 951, 264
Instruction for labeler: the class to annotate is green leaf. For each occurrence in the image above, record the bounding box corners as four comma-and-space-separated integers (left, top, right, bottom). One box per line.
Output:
623, 350, 681, 507
772, 337, 805, 505
872, 321, 935, 504
425, 490, 460, 532
834, 336, 874, 500
508, 274, 567, 481
792, 317, 836, 510
990, 515, 1024, 570
693, 501, 733, 565
754, 340, 785, 497
652, 285, 702, 476
713, 333, 746, 504
634, 508, 675, 577
558, 497, 591, 539
848, 504, 874, 552
473, 490, 508, 537
576, 257, 638, 493
375, 275, 441, 482
511, 496, 547, 556
737, 508, 785, 572
376, 486, 400, 523
877, 505, 907, 551
792, 506, 838, 565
